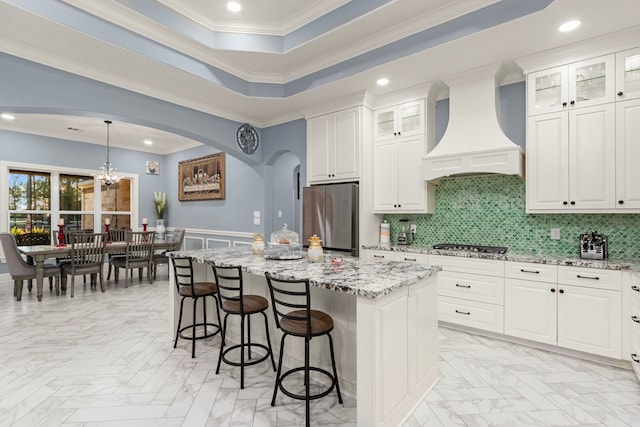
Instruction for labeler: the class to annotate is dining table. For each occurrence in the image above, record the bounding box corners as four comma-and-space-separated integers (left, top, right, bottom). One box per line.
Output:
18, 237, 181, 301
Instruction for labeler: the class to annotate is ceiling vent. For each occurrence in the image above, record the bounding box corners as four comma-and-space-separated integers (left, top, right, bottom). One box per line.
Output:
423, 63, 524, 181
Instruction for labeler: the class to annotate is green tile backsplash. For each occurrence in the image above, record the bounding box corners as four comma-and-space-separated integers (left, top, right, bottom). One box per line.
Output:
384, 175, 640, 259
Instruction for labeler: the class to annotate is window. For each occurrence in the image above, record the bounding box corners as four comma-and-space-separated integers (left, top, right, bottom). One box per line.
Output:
8, 170, 51, 234
3, 162, 136, 239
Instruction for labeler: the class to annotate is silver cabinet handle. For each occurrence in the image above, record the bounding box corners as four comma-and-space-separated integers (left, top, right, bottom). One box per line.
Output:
373, 255, 385, 258
576, 274, 599, 280
455, 284, 471, 288
520, 269, 540, 274
403, 257, 417, 262
455, 309, 470, 315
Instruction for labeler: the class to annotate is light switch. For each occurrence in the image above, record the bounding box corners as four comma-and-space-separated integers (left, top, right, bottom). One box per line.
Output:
253, 210, 260, 225
550, 228, 560, 240
278, 210, 282, 218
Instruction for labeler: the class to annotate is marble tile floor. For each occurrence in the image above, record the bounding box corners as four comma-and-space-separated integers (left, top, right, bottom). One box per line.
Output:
0, 267, 639, 426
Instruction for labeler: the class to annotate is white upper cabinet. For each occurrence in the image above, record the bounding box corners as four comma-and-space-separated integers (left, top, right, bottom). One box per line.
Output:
616, 47, 640, 101
616, 98, 640, 208
372, 96, 434, 213
527, 54, 615, 115
307, 107, 360, 184
527, 104, 616, 212
374, 100, 424, 141
372, 135, 433, 213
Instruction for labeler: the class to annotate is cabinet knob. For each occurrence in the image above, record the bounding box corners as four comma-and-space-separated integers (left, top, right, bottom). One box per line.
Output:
632, 353, 640, 363
562, 102, 568, 107
618, 91, 624, 97
550, 288, 556, 293
562, 201, 568, 205
570, 201, 576, 205
619, 200, 624, 205
632, 285, 640, 292
632, 315, 640, 324
398, 204, 401, 208
394, 204, 397, 208
570, 100, 575, 105
397, 131, 401, 136
394, 132, 397, 136
559, 289, 565, 294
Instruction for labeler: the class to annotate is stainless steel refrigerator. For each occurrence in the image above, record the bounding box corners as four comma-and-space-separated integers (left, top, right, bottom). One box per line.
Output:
302, 183, 359, 256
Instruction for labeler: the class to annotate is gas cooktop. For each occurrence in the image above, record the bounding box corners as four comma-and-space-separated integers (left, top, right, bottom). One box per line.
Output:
432, 243, 508, 254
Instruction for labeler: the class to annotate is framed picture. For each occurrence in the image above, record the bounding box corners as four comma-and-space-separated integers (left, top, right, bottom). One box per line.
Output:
146, 161, 160, 175
178, 153, 226, 201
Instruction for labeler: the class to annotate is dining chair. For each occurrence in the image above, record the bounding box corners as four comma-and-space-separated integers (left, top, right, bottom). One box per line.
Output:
0, 233, 61, 301
264, 272, 343, 427
106, 227, 130, 280
110, 231, 156, 286
152, 228, 185, 280
15, 232, 55, 293
60, 232, 106, 297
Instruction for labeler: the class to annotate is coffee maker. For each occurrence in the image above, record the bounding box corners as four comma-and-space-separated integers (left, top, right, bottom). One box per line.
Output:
397, 219, 411, 245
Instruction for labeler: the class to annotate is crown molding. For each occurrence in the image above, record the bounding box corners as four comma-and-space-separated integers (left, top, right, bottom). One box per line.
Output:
157, 0, 350, 36
516, 25, 640, 74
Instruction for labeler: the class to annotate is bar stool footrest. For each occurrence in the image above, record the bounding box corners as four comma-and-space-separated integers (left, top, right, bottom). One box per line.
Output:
178, 322, 221, 341
277, 366, 337, 401
221, 343, 272, 367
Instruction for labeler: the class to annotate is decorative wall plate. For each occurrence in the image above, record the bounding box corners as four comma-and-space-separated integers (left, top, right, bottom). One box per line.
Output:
235, 123, 259, 154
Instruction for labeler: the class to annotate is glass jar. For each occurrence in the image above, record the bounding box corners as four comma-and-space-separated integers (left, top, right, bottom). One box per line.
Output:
307, 234, 323, 262
252, 233, 265, 255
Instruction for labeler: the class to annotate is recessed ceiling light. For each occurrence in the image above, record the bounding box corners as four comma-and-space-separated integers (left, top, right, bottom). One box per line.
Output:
377, 78, 390, 86
1, 113, 15, 120
144, 139, 153, 145
227, 2, 241, 12
559, 20, 581, 32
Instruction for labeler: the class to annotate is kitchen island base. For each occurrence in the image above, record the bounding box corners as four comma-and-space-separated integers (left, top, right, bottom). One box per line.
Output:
168, 252, 439, 426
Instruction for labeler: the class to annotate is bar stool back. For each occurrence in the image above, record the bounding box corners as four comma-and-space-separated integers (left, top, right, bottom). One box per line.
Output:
171, 257, 222, 358
212, 263, 276, 389
264, 272, 343, 427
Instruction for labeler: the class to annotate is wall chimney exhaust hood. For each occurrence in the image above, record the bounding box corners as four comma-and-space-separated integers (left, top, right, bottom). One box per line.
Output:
423, 63, 524, 181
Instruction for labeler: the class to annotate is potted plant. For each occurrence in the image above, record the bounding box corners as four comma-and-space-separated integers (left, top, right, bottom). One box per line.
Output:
154, 191, 167, 240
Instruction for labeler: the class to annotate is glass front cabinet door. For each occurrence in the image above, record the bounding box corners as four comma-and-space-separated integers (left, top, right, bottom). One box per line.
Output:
527, 55, 615, 115
617, 47, 640, 101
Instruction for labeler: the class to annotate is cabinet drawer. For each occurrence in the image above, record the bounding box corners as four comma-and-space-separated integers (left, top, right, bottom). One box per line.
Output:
558, 266, 621, 291
438, 271, 504, 305
438, 296, 504, 333
430, 255, 504, 276
631, 283, 640, 314
395, 252, 429, 264
505, 261, 558, 283
364, 250, 394, 261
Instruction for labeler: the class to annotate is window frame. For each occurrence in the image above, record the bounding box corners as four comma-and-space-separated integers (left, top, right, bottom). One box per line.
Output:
1, 160, 138, 234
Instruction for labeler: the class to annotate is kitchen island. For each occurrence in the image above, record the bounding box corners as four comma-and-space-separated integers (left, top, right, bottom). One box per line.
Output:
168, 247, 440, 427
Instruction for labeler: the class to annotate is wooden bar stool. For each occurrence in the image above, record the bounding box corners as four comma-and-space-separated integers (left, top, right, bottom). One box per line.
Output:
264, 272, 343, 427
212, 263, 276, 389
171, 257, 222, 358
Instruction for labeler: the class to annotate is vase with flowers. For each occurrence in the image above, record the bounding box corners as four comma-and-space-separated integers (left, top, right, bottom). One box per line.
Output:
154, 191, 167, 240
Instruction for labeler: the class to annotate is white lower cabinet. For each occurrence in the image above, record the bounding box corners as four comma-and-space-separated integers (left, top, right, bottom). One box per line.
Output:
431, 255, 505, 333
362, 249, 429, 264
505, 278, 557, 345
506, 262, 622, 359
557, 283, 621, 358
630, 273, 640, 380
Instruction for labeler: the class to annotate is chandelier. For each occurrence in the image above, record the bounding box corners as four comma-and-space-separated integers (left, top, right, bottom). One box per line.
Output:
94, 120, 122, 186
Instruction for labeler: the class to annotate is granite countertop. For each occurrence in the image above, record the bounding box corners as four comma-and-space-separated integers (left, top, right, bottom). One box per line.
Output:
362, 244, 640, 271
169, 247, 440, 299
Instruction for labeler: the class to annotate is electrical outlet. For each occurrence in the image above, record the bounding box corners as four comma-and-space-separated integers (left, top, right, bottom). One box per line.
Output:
410, 224, 417, 233
550, 228, 560, 240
